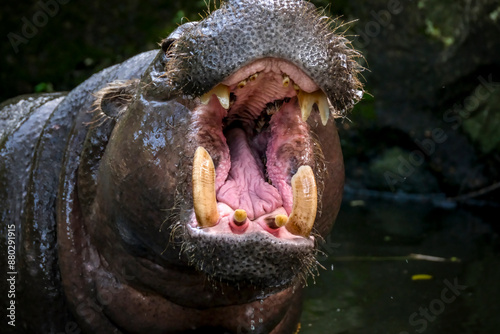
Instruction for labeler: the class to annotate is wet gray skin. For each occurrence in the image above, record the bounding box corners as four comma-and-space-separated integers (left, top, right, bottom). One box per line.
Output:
0, 0, 362, 333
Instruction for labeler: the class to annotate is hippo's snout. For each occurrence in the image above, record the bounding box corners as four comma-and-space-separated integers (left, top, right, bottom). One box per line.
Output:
138, 0, 363, 289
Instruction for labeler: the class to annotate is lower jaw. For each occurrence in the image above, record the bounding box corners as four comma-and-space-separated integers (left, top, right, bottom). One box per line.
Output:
182, 224, 316, 290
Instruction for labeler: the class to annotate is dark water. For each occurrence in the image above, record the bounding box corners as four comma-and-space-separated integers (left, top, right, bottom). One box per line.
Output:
301, 195, 500, 334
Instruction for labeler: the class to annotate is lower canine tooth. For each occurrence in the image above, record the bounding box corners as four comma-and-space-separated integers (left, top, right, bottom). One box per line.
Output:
192, 147, 219, 228
285, 166, 317, 237
200, 84, 230, 109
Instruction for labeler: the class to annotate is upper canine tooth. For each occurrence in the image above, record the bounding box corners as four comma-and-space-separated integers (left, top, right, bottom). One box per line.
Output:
297, 90, 329, 124
317, 93, 330, 125
192, 147, 219, 228
297, 90, 314, 122
200, 84, 230, 109
285, 166, 317, 237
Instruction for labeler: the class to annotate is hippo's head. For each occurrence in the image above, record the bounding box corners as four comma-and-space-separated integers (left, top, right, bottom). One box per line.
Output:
81, 0, 362, 305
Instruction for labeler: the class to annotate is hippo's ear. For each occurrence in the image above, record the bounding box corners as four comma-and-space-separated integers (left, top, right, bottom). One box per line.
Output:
92, 79, 139, 121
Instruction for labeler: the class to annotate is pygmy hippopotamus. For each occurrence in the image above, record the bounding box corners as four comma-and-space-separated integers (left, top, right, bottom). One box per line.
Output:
0, 0, 362, 333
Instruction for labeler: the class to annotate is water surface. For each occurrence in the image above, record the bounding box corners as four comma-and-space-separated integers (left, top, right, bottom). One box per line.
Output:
302, 196, 499, 334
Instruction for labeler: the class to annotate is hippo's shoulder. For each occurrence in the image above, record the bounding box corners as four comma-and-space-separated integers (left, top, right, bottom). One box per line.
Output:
0, 50, 159, 332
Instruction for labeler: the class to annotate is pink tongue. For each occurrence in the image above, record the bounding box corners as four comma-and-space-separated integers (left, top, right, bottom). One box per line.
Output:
216, 128, 282, 220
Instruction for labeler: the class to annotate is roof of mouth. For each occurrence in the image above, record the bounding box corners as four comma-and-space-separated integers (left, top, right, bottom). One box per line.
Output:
222, 58, 319, 93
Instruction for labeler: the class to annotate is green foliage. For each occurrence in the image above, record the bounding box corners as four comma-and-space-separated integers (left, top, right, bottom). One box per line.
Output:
354, 93, 376, 121
417, 0, 463, 47
462, 86, 500, 154
34, 82, 54, 93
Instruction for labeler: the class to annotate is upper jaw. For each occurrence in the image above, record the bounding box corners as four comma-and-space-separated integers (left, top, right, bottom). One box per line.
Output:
201, 58, 334, 127
162, 0, 363, 114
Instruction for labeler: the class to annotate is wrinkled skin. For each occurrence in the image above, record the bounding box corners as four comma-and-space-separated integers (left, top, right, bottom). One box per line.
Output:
0, 1, 362, 333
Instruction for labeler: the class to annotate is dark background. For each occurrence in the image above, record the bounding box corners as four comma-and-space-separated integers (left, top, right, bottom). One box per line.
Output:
1, 0, 500, 203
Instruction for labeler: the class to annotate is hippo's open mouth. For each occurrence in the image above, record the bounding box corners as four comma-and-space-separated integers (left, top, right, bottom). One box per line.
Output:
183, 58, 331, 287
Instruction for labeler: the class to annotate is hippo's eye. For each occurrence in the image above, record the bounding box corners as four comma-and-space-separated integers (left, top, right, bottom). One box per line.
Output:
161, 38, 176, 53
161, 21, 199, 54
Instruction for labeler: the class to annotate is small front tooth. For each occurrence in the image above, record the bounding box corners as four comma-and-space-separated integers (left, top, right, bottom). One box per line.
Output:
200, 84, 230, 109
285, 166, 317, 237
237, 80, 247, 89
297, 90, 329, 124
233, 209, 247, 224
275, 215, 289, 228
249, 73, 259, 81
192, 147, 219, 228
282, 75, 291, 88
